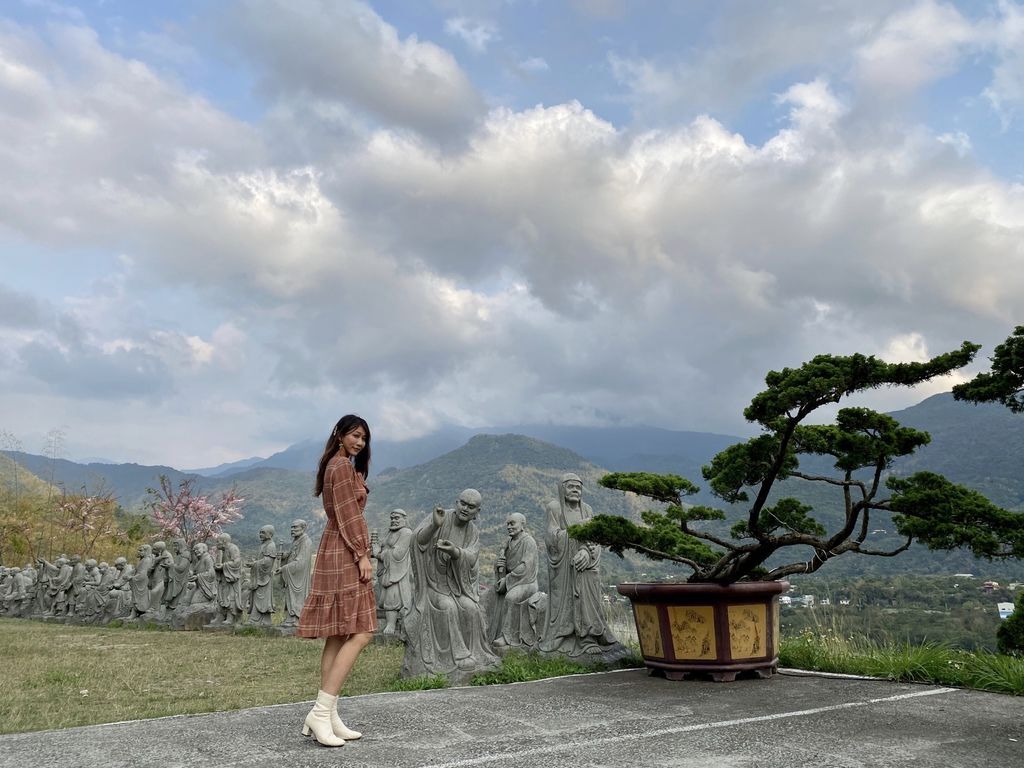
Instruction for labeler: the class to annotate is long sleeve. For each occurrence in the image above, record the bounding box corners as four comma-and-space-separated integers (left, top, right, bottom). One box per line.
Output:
325, 457, 371, 559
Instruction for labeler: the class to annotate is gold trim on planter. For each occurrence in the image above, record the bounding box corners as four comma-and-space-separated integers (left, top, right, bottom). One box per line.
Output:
726, 603, 766, 660
635, 603, 664, 658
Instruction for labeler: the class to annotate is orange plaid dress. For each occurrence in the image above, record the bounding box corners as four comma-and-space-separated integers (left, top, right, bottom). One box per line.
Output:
296, 454, 379, 637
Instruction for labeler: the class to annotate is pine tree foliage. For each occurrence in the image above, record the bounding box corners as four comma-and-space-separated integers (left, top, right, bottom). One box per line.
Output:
571, 341, 1024, 585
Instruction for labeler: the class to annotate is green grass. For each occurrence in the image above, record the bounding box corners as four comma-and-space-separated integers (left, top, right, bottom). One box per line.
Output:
470, 648, 642, 685
780, 630, 1024, 695
0, 618, 406, 734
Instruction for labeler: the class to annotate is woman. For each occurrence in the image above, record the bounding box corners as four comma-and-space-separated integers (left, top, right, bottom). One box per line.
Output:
296, 414, 377, 747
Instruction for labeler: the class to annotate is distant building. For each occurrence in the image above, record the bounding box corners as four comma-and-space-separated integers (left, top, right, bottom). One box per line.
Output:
953, 573, 975, 579
819, 597, 831, 606
838, 597, 850, 606
780, 595, 792, 606
983, 581, 1000, 593
998, 602, 1015, 620
801, 594, 815, 607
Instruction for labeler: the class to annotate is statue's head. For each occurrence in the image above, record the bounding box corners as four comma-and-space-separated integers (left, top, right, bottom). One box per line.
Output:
114, 557, 127, 570
193, 542, 208, 557
137, 544, 152, 559
259, 525, 274, 542
290, 520, 307, 538
217, 532, 230, 545
389, 509, 408, 530
455, 489, 482, 523
152, 541, 166, 554
560, 473, 583, 504
173, 537, 187, 554
506, 512, 526, 538
85, 558, 97, 569
98, 562, 108, 573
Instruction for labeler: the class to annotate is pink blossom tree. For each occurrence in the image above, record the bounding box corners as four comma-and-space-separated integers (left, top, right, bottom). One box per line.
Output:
146, 475, 244, 548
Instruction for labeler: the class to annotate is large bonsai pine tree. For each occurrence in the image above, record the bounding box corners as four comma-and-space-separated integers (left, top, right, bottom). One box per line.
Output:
571, 340, 1024, 585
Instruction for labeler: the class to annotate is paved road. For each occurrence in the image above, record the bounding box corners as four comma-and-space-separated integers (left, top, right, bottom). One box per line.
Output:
1, 669, 1021, 768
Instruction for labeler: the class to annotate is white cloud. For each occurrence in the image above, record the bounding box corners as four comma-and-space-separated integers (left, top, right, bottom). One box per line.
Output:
221, 0, 485, 144
444, 17, 499, 53
855, 0, 978, 95
1, 3, 1022, 467
518, 56, 549, 73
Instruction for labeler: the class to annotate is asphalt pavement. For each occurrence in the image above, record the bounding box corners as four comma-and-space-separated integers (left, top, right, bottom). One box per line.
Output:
0, 668, 1021, 768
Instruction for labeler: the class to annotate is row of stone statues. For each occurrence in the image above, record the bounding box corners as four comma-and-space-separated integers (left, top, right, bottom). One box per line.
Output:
0, 522, 315, 630
1, 473, 628, 682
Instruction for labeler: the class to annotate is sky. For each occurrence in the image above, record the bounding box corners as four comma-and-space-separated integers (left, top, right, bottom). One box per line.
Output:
1, 0, 1022, 469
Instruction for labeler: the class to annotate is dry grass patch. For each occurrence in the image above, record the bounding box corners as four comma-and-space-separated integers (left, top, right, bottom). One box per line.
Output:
0, 618, 404, 734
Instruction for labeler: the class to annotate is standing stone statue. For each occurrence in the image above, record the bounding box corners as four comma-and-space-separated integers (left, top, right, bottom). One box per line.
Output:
68, 555, 86, 616
45, 556, 73, 617
19, 562, 37, 617
246, 525, 277, 626
274, 519, 313, 628
212, 532, 243, 626
490, 512, 544, 651
33, 557, 55, 617
402, 490, 499, 681
189, 542, 218, 607
77, 559, 104, 621
162, 538, 192, 610
539, 473, 628, 663
129, 544, 155, 619
373, 509, 414, 637
147, 541, 169, 616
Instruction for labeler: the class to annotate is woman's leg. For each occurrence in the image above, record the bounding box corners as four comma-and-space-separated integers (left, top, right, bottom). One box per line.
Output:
321, 632, 374, 695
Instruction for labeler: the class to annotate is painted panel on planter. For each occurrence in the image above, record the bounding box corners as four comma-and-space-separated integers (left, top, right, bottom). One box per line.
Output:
667, 605, 716, 660
634, 603, 664, 658
727, 603, 766, 660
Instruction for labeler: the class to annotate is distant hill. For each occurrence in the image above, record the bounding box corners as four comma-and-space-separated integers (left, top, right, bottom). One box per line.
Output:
4, 392, 1022, 577
4, 451, 195, 510
184, 456, 266, 477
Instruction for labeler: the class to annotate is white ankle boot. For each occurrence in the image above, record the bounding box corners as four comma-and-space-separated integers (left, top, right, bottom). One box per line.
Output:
331, 708, 362, 740
301, 690, 345, 746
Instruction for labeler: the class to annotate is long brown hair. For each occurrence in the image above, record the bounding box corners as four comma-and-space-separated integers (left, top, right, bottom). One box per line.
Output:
314, 414, 371, 497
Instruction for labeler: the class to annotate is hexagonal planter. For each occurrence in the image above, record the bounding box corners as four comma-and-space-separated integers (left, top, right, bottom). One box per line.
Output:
618, 580, 788, 682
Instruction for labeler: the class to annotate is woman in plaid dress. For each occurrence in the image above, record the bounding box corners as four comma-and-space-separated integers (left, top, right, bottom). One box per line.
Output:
296, 414, 378, 747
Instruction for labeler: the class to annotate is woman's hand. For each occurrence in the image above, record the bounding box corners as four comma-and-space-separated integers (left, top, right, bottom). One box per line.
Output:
357, 555, 373, 583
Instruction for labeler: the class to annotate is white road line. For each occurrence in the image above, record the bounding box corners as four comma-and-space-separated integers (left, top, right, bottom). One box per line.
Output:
423, 687, 958, 768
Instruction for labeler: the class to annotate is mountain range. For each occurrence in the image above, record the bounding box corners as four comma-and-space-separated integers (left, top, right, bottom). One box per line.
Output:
3, 393, 1022, 578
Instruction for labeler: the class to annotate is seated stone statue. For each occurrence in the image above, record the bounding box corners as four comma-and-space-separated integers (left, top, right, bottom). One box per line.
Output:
274, 519, 313, 628
105, 557, 135, 620
490, 513, 543, 650
402, 490, 499, 681
245, 525, 277, 626
538, 473, 628, 663
373, 509, 414, 637
77, 559, 105, 621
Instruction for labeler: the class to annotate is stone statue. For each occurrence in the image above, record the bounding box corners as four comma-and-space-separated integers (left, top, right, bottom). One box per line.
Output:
68, 554, 86, 616
212, 532, 243, 626
19, 563, 37, 617
147, 541, 169, 616
106, 556, 135, 620
245, 525, 277, 626
77, 559, 104, 621
402, 490, 499, 681
189, 542, 218, 607
539, 473, 628, 663
32, 557, 54, 617
274, 519, 313, 628
44, 556, 72, 617
490, 512, 544, 651
129, 544, 155, 618
373, 509, 414, 637
162, 538, 192, 610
